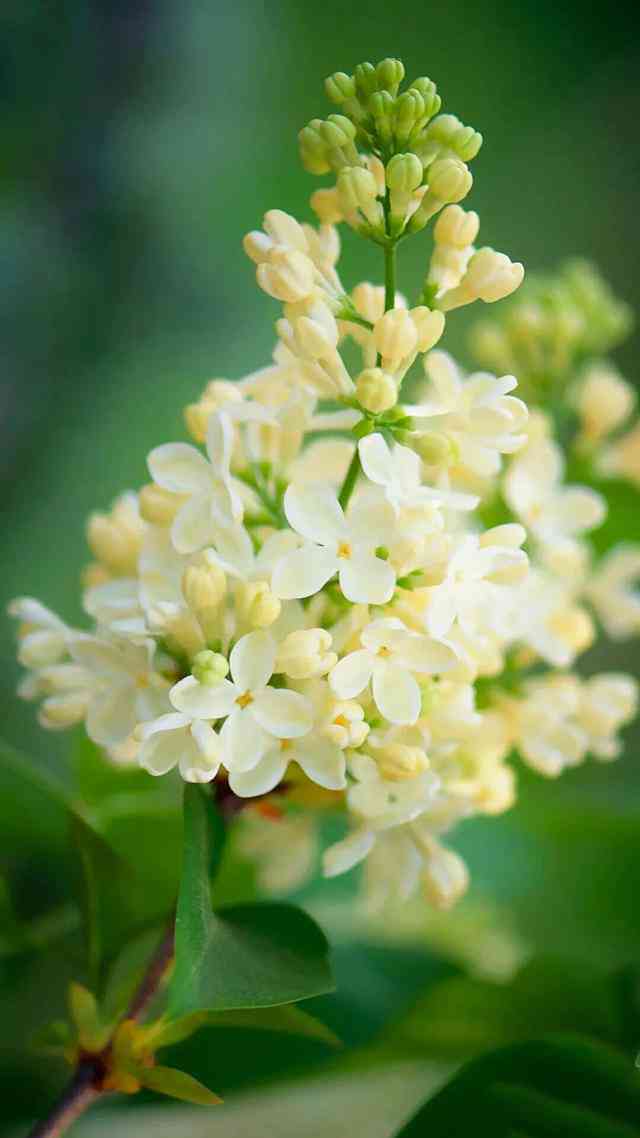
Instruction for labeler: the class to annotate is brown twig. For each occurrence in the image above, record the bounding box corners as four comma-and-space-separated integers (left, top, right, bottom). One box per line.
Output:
26, 918, 176, 1138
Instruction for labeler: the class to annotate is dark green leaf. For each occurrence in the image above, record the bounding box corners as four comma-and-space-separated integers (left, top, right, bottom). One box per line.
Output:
169, 785, 333, 1018
149, 1004, 340, 1051
380, 957, 623, 1060
394, 1035, 640, 1137
137, 1064, 221, 1105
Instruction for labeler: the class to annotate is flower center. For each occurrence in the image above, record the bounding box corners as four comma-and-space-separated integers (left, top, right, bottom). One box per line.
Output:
377, 645, 392, 658
280, 738, 293, 751
337, 541, 352, 559
236, 690, 254, 708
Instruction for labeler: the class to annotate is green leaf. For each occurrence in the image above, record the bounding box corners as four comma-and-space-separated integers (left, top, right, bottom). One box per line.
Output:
380, 957, 623, 1060
169, 785, 334, 1018
394, 1035, 640, 1137
0, 737, 86, 823
148, 1004, 340, 1051
70, 814, 129, 987
137, 1064, 222, 1105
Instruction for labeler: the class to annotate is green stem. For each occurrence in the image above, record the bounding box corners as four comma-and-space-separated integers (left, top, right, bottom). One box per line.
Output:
338, 447, 362, 511
384, 241, 397, 312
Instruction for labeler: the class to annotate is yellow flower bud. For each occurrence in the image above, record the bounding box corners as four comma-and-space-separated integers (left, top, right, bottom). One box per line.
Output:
191, 649, 229, 686
373, 308, 418, 368
235, 580, 281, 628
421, 839, 469, 909
356, 367, 398, 413
86, 494, 143, 576
256, 248, 315, 303
375, 742, 430, 781
182, 555, 226, 612
410, 306, 445, 351
138, 483, 183, 525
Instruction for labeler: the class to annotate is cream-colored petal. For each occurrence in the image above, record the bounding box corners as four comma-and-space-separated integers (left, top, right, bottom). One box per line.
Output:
294, 736, 346, 790
171, 494, 217, 555
323, 829, 375, 877
358, 433, 395, 488
329, 649, 374, 699
139, 726, 184, 776
339, 554, 395, 605
372, 662, 421, 725
228, 749, 288, 797
230, 629, 276, 691
271, 545, 337, 599
170, 675, 237, 719
284, 483, 346, 545
147, 442, 212, 494
220, 708, 270, 771
395, 635, 458, 675
86, 686, 137, 746
251, 687, 313, 738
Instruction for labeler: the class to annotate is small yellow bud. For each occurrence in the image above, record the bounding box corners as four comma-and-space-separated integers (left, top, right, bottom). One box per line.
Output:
310, 187, 344, 225
375, 743, 430, 781
434, 204, 479, 249
256, 248, 315, 303
356, 367, 398, 413
139, 483, 182, 525
86, 494, 143, 576
576, 365, 635, 445
236, 580, 281, 628
411, 430, 454, 465
182, 554, 226, 612
410, 306, 445, 351
428, 157, 473, 203
373, 308, 418, 369
421, 839, 469, 909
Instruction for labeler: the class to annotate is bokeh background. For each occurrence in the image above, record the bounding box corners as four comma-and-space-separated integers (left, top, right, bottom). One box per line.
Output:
2, 2, 640, 1135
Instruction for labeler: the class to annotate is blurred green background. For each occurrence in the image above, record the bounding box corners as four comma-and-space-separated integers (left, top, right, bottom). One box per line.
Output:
2, 2, 640, 1134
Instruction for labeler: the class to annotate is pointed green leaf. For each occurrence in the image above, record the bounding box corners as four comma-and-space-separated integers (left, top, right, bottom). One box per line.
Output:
138, 1064, 222, 1105
148, 1004, 340, 1051
169, 785, 333, 1017
394, 1035, 640, 1137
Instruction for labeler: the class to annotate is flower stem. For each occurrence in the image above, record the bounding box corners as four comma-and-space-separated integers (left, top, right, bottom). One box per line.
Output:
384, 241, 397, 312
338, 446, 361, 511
26, 918, 176, 1138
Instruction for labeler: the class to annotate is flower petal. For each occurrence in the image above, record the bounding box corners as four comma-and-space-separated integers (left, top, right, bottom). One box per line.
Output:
329, 649, 374, 699
221, 709, 270, 771
358, 433, 395, 488
271, 545, 337, 599
139, 726, 184, 776
178, 723, 222, 783
170, 675, 236, 719
148, 442, 212, 494
323, 829, 375, 877
372, 662, 421, 725
228, 749, 288, 796
86, 686, 137, 746
171, 494, 217, 555
394, 634, 459, 675
230, 630, 276, 691
284, 483, 346, 545
295, 736, 346, 790
339, 554, 395, 605
251, 688, 313, 738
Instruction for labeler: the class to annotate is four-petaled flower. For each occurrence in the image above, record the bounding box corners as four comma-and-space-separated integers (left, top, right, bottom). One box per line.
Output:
329, 617, 458, 724
272, 483, 397, 604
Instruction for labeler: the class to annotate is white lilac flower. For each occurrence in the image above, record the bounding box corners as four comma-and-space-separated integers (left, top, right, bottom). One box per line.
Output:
228, 729, 346, 798
407, 351, 528, 477
138, 713, 223, 783
147, 412, 243, 555
329, 617, 458, 725
168, 630, 312, 775
504, 436, 606, 552
585, 545, 640, 640
423, 527, 528, 639
358, 433, 478, 515
68, 635, 171, 748
272, 481, 397, 604
8, 598, 69, 668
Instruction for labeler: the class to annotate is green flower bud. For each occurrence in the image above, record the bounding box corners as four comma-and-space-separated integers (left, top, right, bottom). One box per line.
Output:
192, 649, 229, 686
375, 57, 405, 96
411, 430, 454, 464
386, 153, 423, 192
408, 77, 441, 121
337, 166, 383, 228
369, 90, 394, 144
325, 71, 356, 104
320, 114, 356, 148
354, 61, 378, 100
299, 120, 330, 174
394, 90, 425, 146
